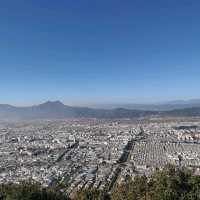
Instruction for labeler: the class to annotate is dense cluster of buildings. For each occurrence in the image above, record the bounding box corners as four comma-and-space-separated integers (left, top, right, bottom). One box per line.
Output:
0, 118, 200, 196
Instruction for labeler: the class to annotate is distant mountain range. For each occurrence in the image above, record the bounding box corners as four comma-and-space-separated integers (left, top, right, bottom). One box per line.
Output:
90, 99, 200, 111
1, 100, 200, 120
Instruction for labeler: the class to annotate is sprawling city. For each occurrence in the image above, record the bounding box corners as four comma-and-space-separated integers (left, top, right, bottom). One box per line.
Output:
1, 117, 200, 199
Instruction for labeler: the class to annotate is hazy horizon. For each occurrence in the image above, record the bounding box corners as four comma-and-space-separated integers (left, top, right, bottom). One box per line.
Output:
2, 97, 200, 108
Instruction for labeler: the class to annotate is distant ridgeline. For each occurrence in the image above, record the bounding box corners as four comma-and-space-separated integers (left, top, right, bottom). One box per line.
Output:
1, 101, 200, 119
1, 165, 200, 200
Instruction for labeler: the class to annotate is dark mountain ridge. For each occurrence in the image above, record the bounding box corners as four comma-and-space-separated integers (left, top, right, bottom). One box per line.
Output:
0, 101, 200, 120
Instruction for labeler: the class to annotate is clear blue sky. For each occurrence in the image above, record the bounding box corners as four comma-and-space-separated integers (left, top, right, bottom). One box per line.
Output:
1, 0, 200, 105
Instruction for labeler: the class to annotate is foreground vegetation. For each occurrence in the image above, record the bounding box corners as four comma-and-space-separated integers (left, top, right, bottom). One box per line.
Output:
1, 165, 200, 200
110, 165, 200, 200
75, 165, 200, 200
0, 181, 68, 200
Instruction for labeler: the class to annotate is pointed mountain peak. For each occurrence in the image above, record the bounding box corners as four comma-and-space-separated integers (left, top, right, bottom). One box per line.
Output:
40, 100, 65, 107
